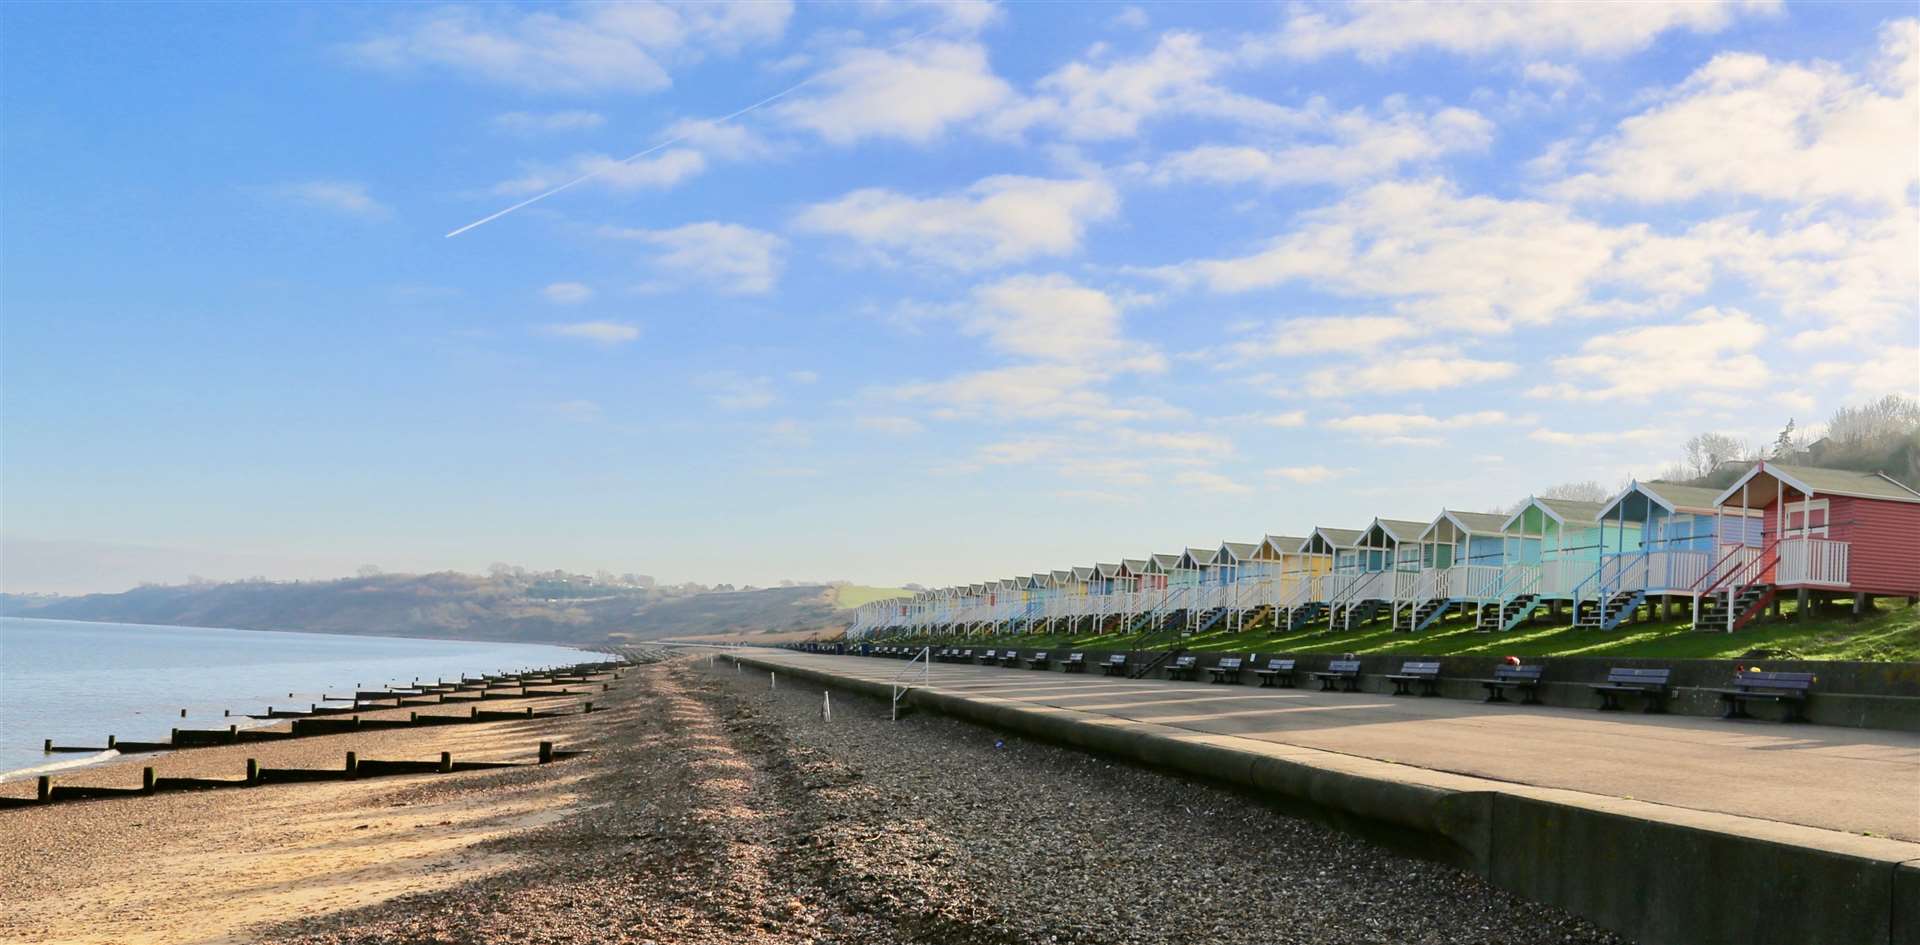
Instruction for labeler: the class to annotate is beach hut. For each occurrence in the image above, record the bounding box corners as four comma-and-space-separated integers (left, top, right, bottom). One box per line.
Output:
1255, 534, 1315, 630
1290, 528, 1360, 631
1703, 462, 1920, 630
1215, 541, 1264, 631
1400, 511, 1508, 632
1577, 480, 1763, 631
1137, 553, 1184, 632
1330, 518, 1427, 632
1492, 498, 1630, 630
1178, 547, 1229, 634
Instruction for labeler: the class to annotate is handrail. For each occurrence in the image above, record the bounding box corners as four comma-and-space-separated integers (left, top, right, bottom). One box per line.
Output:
891, 646, 931, 722
1688, 540, 1764, 594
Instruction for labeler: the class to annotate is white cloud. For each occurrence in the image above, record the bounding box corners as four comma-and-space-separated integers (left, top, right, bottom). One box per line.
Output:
1530, 307, 1770, 401
1522, 61, 1582, 86
788, 370, 820, 384
1149, 179, 1664, 333
1323, 410, 1515, 437
795, 176, 1117, 270
542, 282, 594, 304
961, 274, 1161, 370
491, 110, 605, 135
699, 371, 778, 410
1303, 347, 1517, 394
543, 321, 641, 345
857, 416, 925, 435
1811, 346, 1920, 398
1270, 465, 1348, 483
891, 363, 1180, 424
998, 33, 1276, 140
492, 150, 707, 196
1528, 426, 1671, 446
773, 40, 1013, 145
1214, 316, 1420, 362
1156, 105, 1492, 187
1112, 6, 1150, 30
1173, 470, 1252, 495
1260, 1, 1778, 62
348, 2, 792, 93
600, 221, 785, 294
1555, 20, 1920, 207
549, 399, 603, 422
271, 180, 390, 218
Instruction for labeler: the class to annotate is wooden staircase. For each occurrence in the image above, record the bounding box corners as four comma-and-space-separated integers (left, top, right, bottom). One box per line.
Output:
1393, 597, 1450, 633
1476, 594, 1539, 632
1575, 590, 1645, 631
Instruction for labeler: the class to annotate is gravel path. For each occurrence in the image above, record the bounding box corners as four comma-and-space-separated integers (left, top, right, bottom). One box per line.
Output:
259, 657, 1622, 944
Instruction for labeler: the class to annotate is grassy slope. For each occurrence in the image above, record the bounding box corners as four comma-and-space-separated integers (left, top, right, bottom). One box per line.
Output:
884, 598, 1920, 662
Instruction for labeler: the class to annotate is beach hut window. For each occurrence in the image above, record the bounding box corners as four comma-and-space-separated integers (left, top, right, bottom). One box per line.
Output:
1785, 499, 1829, 537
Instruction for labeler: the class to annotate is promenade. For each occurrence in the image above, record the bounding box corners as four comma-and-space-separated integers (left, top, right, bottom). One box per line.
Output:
733, 649, 1920, 945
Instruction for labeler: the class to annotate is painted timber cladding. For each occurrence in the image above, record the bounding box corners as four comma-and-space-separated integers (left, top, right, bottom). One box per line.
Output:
1798, 495, 1920, 595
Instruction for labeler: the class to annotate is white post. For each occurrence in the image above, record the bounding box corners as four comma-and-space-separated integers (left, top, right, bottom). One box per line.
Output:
822, 691, 832, 722
769, 671, 776, 691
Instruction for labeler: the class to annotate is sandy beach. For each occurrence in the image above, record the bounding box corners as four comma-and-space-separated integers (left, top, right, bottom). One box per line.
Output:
0, 655, 1618, 944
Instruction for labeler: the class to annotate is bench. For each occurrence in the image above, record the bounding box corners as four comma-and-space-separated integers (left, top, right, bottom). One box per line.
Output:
1164, 656, 1199, 681
999, 650, 1022, 667
1101, 654, 1129, 676
1385, 661, 1442, 697
1062, 653, 1087, 673
959, 649, 974, 664
1479, 665, 1544, 704
1208, 657, 1244, 684
1311, 659, 1363, 692
1025, 652, 1052, 670
981, 650, 999, 666
1255, 659, 1296, 688
1589, 668, 1672, 713
1706, 671, 1813, 723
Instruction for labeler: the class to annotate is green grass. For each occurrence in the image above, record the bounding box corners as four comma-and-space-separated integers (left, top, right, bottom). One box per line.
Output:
831, 584, 912, 610
878, 598, 1920, 663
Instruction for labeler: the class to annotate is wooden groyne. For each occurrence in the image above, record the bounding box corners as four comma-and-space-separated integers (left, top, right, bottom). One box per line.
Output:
3, 741, 586, 809
34, 660, 626, 759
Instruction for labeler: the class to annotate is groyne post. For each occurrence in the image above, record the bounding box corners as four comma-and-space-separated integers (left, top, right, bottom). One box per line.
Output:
42, 739, 50, 753
246, 759, 259, 783
142, 767, 155, 793
107, 735, 116, 749
538, 741, 554, 764
439, 752, 452, 773
36, 776, 50, 802
344, 751, 358, 780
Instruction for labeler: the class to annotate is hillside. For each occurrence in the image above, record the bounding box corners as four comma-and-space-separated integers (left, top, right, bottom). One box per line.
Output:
0, 573, 868, 646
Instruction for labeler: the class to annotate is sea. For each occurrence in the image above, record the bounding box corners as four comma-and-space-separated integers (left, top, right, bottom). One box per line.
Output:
0, 616, 595, 781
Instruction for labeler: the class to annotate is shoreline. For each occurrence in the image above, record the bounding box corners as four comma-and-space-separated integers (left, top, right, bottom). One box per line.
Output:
0, 612, 609, 650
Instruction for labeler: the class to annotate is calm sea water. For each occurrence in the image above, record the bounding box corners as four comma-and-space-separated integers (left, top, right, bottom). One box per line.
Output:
0, 617, 595, 780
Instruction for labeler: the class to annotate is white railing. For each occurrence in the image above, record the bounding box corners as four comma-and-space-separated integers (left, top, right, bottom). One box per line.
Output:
1651, 549, 1712, 591
1391, 569, 1420, 602
1612, 554, 1652, 594
1539, 559, 1584, 597
1779, 538, 1849, 586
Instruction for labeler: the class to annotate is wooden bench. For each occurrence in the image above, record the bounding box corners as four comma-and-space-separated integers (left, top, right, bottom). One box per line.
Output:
980, 650, 999, 666
1255, 659, 1296, 688
1062, 653, 1087, 673
1479, 665, 1544, 704
1164, 656, 1199, 681
1101, 654, 1129, 676
1311, 659, 1362, 692
959, 649, 974, 663
1025, 652, 1052, 670
998, 650, 1022, 667
1707, 671, 1813, 723
1385, 661, 1442, 697
1208, 657, 1244, 684
1589, 668, 1672, 713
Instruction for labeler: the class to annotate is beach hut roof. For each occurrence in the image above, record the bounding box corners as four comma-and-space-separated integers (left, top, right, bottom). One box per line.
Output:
1180, 547, 1220, 568
1071, 565, 1096, 581
1260, 534, 1308, 557
1601, 480, 1742, 519
1149, 552, 1183, 570
1051, 569, 1073, 582
1095, 562, 1122, 578
1362, 517, 1430, 544
1309, 526, 1364, 550
1712, 461, 1920, 506
1421, 509, 1508, 540
1121, 557, 1148, 572
1218, 540, 1261, 562
1499, 496, 1608, 531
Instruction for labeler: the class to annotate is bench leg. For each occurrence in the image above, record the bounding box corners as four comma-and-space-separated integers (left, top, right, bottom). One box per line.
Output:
1644, 694, 1666, 714
1598, 691, 1617, 711
1521, 686, 1540, 706
1343, 678, 1360, 693
1484, 685, 1506, 703
1420, 680, 1438, 697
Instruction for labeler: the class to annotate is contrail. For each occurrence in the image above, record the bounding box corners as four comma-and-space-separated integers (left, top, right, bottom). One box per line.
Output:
446, 28, 939, 239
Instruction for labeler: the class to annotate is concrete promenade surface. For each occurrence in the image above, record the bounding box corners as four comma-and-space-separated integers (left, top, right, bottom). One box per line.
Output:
748, 651, 1920, 842
734, 650, 1920, 945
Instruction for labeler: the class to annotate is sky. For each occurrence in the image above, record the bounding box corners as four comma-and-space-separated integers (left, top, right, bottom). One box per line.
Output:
2, 0, 1916, 595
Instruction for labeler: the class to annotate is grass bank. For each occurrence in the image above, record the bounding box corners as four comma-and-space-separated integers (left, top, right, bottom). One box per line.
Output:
876, 598, 1920, 662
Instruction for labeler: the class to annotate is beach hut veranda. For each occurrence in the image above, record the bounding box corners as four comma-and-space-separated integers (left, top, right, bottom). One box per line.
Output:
1702, 462, 1920, 630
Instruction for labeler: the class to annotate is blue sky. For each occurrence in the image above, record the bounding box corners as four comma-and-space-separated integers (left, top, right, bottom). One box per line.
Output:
2, 1, 1915, 594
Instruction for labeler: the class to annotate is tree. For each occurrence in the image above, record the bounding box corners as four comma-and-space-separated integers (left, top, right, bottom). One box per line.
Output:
1825, 394, 1920, 449
1679, 432, 1749, 479
1771, 419, 1801, 459
1539, 480, 1611, 504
